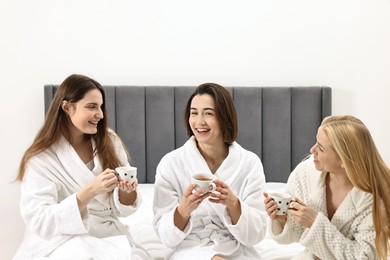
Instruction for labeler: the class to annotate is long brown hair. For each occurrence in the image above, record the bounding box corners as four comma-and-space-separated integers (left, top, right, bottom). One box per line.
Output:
322, 115, 390, 260
184, 83, 238, 144
17, 74, 124, 181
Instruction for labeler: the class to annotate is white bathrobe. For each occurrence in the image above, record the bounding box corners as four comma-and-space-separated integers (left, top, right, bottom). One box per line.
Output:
269, 156, 378, 260
153, 136, 267, 260
14, 132, 151, 260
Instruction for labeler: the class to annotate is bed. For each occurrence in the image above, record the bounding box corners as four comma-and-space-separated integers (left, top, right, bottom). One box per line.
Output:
44, 85, 332, 259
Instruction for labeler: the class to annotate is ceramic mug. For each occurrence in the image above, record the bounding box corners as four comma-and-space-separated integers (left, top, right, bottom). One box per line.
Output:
191, 173, 217, 195
268, 192, 293, 215
115, 166, 137, 184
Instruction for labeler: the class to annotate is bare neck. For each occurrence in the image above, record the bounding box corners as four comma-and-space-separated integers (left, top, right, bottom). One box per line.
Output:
65, 133, 93, 163
197, 141, 229, 174
327, 171, 353, 189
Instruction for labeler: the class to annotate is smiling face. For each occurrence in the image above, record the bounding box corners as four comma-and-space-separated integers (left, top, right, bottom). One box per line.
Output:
62, 88, 104, 139
310, 126, 344, 174
189, 94, 223, 146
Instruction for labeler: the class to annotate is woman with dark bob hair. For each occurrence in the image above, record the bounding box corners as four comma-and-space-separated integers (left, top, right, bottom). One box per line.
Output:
14, 74, 151, 259
153, 83, 267, 260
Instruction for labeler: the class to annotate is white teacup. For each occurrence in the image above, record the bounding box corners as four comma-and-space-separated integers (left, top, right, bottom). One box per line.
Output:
192, 173, 217, 195
115, 166, 137, 184
268, 192, 293, 215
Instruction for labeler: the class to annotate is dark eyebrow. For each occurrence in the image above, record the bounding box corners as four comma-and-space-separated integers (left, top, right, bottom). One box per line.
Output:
190, 107, 214, 111
86, 102, 102, 106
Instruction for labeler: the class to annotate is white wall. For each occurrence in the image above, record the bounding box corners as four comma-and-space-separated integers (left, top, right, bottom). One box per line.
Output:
1, 0, 389, 259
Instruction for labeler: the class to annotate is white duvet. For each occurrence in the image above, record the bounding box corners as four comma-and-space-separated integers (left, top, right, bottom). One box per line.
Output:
121, 182, 304, 260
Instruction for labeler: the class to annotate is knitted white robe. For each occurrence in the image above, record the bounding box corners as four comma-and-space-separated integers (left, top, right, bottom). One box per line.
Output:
269, 156, 378, 260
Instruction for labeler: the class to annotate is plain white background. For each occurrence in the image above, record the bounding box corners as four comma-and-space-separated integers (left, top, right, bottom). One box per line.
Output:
1, 0, 389, 259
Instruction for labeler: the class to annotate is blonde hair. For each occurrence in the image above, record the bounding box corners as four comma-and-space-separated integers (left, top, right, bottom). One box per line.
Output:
321, 115, 390, 259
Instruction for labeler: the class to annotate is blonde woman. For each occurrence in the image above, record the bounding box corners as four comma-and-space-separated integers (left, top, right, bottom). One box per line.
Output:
264, 115, 390, 259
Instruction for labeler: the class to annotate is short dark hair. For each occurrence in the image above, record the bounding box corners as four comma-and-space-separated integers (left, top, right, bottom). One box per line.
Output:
184, 83, 238, 144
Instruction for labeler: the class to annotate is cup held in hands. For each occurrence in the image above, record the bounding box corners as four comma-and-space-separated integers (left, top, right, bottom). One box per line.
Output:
115, 166, 137, 184
268, 192, 293, 215
191, 173, 217, 195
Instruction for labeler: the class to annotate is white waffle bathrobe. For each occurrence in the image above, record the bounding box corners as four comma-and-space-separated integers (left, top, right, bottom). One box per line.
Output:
14, 132, 151, 260
153, 136, 267, 260
269, 156, 378, 260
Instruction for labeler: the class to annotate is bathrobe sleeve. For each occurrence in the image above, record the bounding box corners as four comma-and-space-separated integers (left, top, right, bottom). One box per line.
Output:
268, 160, 307, 243
113, 187, 142, 217
109, 130, 142, 216
20, 165, 89, 240
216, 152, 267, 247
153, 154, 191, 248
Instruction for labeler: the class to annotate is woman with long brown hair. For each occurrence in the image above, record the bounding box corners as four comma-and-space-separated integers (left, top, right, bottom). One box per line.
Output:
14, 74, 151, 259
264, 115, 390, 259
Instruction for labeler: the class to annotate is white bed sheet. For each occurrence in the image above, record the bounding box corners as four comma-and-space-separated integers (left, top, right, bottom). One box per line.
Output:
120, 183, 304, 260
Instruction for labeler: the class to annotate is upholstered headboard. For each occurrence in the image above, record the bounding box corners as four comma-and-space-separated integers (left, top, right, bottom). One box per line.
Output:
44, 85, 331, 183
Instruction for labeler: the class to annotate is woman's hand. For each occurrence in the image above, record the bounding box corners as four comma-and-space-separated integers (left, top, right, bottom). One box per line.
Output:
117, 178, 138, 205
288, 198, 317, 228
174, 183, 210, 230
118, 178, 138, 193
90, 168, 119, 195
263, 192, 287, 225
209, 179, 241, 224
177, 183, 210, 218
77, 168, 118, 211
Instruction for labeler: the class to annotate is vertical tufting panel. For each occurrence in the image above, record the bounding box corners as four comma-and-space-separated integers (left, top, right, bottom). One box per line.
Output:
102, 86, 116, 131
174, 87, 196, 148
116, 86, 147, 182
44, 84, 56, 114
145, 87, 175, 183
291, 87, 324, 169
262, 87, 292, 182
322, 87, 332, 119
233, 87, 263, 161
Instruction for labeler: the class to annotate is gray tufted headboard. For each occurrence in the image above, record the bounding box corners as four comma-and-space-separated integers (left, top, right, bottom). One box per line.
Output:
44, 85, 331, 183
